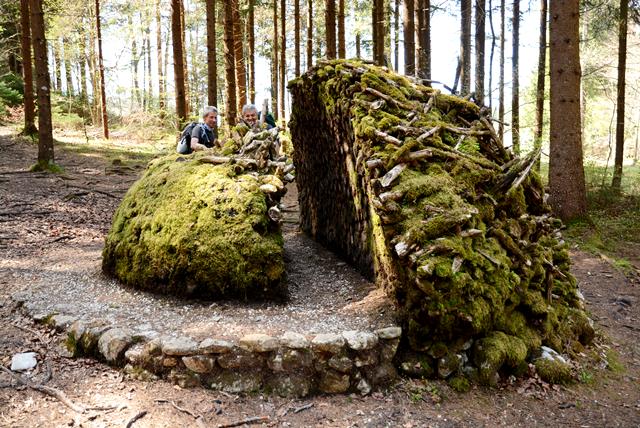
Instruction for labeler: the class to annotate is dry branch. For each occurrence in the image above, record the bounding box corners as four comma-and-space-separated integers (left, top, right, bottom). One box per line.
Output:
218, 416, 270, 428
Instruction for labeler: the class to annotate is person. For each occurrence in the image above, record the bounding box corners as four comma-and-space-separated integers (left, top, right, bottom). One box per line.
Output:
189, 106, 218, 151
240, 104, 275, 131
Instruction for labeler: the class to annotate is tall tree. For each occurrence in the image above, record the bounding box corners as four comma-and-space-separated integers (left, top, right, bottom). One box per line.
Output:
233, 0, 247, 111
416, 0, 431, 80
156, 0, 165, 113
325, 0, 336, 59
145, 27, 152, 109
280, 0, 286, 121
549, 0, 586, 220
294, 0, 300, 75
307, 0, 313, 69
403, 0, 415, 75
54, 39, 62, 91
223, 0, 237, 125
272, 0, 278, 118
487, 0, 495, 110
475, 0, 485, 104
20, 0, 37, 135
338, 0, 345, 58
63, 37, 73, 96
512, 0, 520, 153
29, 0, 54, 165
460, 0, 471, 95
498, 0, 505, 139
248, 0, 256, 102
130, 14, 140, 108
533, 0, 547, 169
393, 0, 399, 70
172, 0, 188, 127
179, 0, 189, 115
373, 0, 385, 64
611, 0, 628, 190
95, 0, 108, 138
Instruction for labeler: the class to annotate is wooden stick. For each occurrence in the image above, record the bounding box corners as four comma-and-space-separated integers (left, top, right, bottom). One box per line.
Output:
366, 158, 384, 170
218, 416, 270, 428
406, 149, 434, 162
380, 164, 407, 188
293, 403, 314, 413
125, 410, 148, 428
374, 130, 402, 146
0, 366, 85, 413
363, 87, 414, 110
154, 399, 202, 420
416, 126, 441, 144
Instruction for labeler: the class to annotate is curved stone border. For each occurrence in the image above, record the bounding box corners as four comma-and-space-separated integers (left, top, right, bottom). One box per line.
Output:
13, 293, 401, 397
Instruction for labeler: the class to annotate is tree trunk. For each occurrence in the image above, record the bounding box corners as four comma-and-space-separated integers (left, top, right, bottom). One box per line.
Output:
172, 0, 188, 127
356, 32, 361, 58
88, 23, 99, 124
533, 0, 547, 170
248, 0, 256, 102
475, 0, 485, 104
280, 0, 286, 122
498, 0, 505, 140
233, 0, 247, 111
146, 28, 152, 110
272, 0, 279, 118
63, 37, 74, 96
460, 0, 471, 95
54, 39, 62, 92
130, 14, 140, 109
307, 0, 313, 69
611, 0, 628, 190
29, 0, 54, 164
402, 0, 415, 76
325, 0, 336, 59
20, 0, 37, 135
180, 0, 189, 116
549, 0, 587, 220
157, 0, 165, 113
375, 0, 385, 65
512, 0, 520, 153
487, 0, 495, 110
393, 0, 399, 71
78, 34, 88, 104
95, 0, 109, 139
384, 0, 391, 64
373, 1, 378, 63
205, 0, 217, 107
337, 0, 345, 58
223, 0, 237, 126
293, 0, 300, 75
416, 0, 430, 80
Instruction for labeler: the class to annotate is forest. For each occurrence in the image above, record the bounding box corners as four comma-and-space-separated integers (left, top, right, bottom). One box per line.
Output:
0, 0, 640, 426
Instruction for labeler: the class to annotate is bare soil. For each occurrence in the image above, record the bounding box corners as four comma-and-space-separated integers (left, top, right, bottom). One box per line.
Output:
1, 127, 639, 427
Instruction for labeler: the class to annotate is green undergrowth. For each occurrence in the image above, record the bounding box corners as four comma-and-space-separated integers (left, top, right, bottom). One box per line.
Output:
290, 59, 594, 386
102, 152, 286, 299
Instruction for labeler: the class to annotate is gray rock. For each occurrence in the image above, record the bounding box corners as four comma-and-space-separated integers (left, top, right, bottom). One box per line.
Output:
239, 333, 278, 352
437, 353, 463, 379
168, 369, 200, 388
279, 349, 313, 371
267, 374, 311, 398
49, 314, 77, 332
217, 350, 265, 369
10, 352, 38, 371
182, 355, 217, 374
280, 331, 309, 349
539, 346, 567, 364
311, 333, 345, 354
124, 343, 147, 365
328, 356, 353, 373
318, 370, 351, 394
162, 357, 178, 367
375, 326, 402, 340
343, 331, 378, 351
355, 350, 378, 367
208, 371, 263, 393
162, 337, 199, 356
380, 338, 400, 363
32, 312, 51, 323
199, 338, 234, 354
357, 378, 372, 395
98, 328, 134, 363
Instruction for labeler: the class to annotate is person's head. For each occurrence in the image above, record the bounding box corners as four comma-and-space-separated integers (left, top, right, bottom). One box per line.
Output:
242, 104, 258, 126
202, 106, 217, 128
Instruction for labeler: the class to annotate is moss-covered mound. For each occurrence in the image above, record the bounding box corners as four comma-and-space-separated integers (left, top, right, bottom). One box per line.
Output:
289, 60, 593, 383
102, 152, 286, 299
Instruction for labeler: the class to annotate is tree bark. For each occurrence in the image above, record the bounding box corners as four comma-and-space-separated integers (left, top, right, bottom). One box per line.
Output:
498, 0, 505, 140
393, 0, 399, 70
402, 0, 415, 75
533, 0, 547, 169
179, 0, 189, 116
145, 26, 152, 110
416, 0, 430, 80
130, 14, 140, 108
248, 0, 255, 103
307, 0, 313, 69
460, 0, 471, 95
20, 0, 37, 135
325, 0, 336, 59
356, 31, 361, 58
95, 0, 109, 139
272, 0, 279, 118
611, 0, 628, 190
475, 0, 485, 104
63, 37, 74, 96
157, 0, 166, 113
549, 0, 587, 220
280, 0, 286, 122
29, 0, 54, 164
294, 0, 300, 75
487, 0, 495, 110
512, 0, 520, 153
337, 0, 345, 58
172, 0, 188, 127
233, 0, 247, 111
54, 39, 62, 92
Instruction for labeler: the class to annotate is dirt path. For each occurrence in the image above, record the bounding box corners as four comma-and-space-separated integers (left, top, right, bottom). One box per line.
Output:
1, 128, 639, 427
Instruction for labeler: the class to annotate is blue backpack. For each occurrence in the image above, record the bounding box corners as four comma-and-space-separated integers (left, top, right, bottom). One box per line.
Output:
176, 122, 200, 154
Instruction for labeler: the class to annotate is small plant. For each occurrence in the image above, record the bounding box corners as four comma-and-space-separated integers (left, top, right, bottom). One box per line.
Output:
30, 160, 65, 174
579, 370, 594, 384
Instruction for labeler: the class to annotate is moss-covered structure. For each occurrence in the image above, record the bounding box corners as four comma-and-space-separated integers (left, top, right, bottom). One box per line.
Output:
102, 152, 286, 299
289, 60, 593, 383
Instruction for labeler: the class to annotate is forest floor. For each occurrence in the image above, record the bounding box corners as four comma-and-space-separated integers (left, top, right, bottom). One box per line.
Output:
0, 126, 639, 427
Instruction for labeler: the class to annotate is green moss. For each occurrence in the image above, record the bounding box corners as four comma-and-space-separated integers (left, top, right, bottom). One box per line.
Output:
473, 331, 528, 385
30, 160, 64, 173
103, 153, 286, 299
448, 375, 471, 393
534, 357, 573, 384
